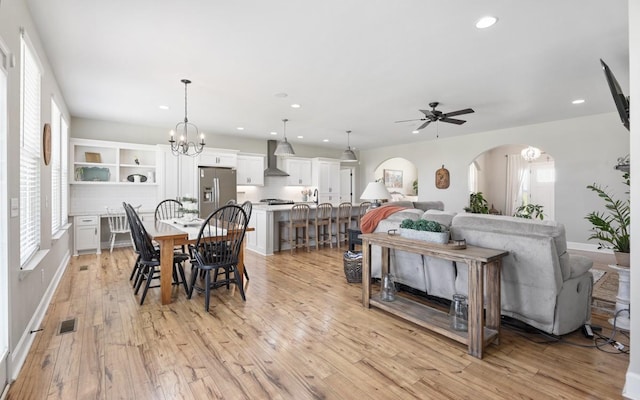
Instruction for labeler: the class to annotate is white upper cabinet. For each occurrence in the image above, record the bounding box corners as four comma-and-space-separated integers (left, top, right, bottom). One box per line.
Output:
282, 157, 312, 186
197, 148, 238, 168
237, 154, 265, 186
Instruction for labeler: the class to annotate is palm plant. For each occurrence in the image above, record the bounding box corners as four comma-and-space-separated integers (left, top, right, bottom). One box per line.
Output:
585, 172, 630, 253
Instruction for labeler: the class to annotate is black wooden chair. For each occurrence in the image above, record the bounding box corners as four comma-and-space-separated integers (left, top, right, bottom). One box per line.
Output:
188, 204, 248, 311
155, 198, 183, 221
124, 203, 189, 305
240, 200, 253, 281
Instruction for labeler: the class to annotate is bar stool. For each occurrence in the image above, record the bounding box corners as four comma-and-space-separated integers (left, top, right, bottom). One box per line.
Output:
334, 202, 352, 248
313, 203, 333, 250
278, 204, 311, 253
356, 201, 371, 227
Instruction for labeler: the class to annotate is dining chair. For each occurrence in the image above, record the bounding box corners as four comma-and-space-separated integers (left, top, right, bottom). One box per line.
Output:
105, 205, 139, 253
122, 202, 143, 285
124, 202, 189, 305
312, 203, 333, 250
278, 204, 310, 254
188, 204, 248, 311
155, 198, 183, 221
334, 202, 352, 248
357, 202, 372, 227
240, 201, 253, 280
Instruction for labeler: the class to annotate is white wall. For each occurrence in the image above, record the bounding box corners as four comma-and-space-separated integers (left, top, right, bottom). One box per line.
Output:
359, 112, 629, 244
625, 1, 639, 398
0, 0, 72, 379
373, 157, 418, 196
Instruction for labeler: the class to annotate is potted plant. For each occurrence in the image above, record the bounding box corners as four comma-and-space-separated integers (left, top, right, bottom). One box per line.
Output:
399, 218, 449, 244
585, 172, 630, 266
464, 192, 490, 214
514, 203, 545, 220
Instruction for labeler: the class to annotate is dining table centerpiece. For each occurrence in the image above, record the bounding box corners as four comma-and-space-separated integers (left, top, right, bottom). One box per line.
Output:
179, 196, 199, 222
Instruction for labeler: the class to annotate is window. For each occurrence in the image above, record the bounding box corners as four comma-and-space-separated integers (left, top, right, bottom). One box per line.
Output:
50, 99, 68, 234
20, 31, 42, 266
51, 99, 61, 234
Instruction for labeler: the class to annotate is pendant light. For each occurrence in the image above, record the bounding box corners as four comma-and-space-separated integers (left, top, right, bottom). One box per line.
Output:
168, 79, 205, 156
340, 130, 358, 162
274, 118, 295, 156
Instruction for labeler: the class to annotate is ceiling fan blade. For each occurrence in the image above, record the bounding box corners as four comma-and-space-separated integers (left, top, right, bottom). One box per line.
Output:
440, 117, 466, 125
417, 120, 431, 130
419, 109, 436, 118
443, 108, 474, 118
395, 118, 424, 123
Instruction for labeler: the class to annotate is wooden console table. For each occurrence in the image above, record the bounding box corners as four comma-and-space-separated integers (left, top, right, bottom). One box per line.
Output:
360, 232, 508, 359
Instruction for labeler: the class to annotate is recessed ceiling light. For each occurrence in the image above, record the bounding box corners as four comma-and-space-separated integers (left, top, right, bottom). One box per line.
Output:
476, 16, 498, 29
291, 104, 301, 109
274, 92, 288, 98
158, 105, 169, 110
297, 135, 304, 139
270, 131, 278, 135
572, 99, 585, 104
236, 126, 244, 130
412, 130, 420, 134
322, 139, 329, 142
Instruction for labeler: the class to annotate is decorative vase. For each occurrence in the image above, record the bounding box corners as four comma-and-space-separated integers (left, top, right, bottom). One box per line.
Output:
302, 194, 308, 202
449, 294, 468, 331
380, 273, 396, 302
614, 251, 630, 267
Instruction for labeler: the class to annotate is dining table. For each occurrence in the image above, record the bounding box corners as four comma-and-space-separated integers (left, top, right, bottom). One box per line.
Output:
142, 218, 253, 305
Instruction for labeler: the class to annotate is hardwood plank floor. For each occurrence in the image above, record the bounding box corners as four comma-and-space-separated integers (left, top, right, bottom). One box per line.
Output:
7, 247, 628, 399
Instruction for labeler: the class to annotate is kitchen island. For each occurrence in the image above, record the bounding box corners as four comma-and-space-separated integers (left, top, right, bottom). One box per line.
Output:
245, 202, 362, 255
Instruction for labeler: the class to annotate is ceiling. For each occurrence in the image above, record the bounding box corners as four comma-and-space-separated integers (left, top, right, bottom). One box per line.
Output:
25, 0, 629, 150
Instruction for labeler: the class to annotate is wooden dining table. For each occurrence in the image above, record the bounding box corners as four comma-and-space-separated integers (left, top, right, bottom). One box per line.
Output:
142, 219, 253, 305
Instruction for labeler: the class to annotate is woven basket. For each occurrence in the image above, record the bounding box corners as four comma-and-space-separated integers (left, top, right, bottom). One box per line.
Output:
343, 252, 362, 283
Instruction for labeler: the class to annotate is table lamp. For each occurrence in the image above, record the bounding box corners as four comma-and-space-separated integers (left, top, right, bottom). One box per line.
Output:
360, 181, 392, 208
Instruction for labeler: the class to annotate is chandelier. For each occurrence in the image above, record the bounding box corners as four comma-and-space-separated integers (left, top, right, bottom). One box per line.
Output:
521, 146, 541, 162
340, 130, 358, 162
169, 79, 205, 156
274, 118, 295, 156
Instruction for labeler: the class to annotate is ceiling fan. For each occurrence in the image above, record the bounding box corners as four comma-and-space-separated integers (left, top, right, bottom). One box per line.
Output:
395, 102, 475, 131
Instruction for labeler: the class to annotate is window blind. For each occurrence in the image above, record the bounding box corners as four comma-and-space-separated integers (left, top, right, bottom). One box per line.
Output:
61, 117, 68, 226
51, 99, 61, 234
20, 34, 41, 266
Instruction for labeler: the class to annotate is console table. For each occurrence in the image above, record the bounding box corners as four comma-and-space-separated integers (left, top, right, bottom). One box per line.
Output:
360, 232, 508, 359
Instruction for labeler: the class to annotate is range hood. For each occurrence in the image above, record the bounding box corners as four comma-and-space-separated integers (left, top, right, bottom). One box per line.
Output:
264, 140, 289, 177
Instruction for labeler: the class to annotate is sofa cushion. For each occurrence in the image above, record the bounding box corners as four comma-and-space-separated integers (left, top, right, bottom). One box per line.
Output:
422, 209, 456, 229
413, 201, 445, 212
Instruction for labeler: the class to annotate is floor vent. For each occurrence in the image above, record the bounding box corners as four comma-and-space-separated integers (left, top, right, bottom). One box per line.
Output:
58, 318, 76, 335
79, 265, 89, 271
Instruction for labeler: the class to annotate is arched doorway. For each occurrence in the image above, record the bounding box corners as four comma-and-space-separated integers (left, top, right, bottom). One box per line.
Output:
374, 157, 418, 201
469, 144, 555, 220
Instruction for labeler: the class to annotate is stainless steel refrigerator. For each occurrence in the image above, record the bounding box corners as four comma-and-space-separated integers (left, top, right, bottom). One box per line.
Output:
198, 166, 237, 218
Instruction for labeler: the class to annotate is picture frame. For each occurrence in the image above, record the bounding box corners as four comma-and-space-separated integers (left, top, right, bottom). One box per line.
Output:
85, 152, 102, 163
384, 169, 403, 189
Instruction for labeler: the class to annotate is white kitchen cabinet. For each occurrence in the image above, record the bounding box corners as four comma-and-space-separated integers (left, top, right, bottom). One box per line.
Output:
245, 208, 271, 255
237, 154, 265, 186
158, 146, 197, 200
312, 158, 341, 204
282, 157, 312, 186
74, 215, 100, 256
198, 148, 238, 168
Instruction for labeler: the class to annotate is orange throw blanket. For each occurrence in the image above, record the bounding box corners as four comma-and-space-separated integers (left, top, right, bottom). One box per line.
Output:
360, 206, 408, 233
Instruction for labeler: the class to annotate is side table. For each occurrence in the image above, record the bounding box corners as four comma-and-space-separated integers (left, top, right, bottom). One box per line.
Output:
348, 228, 362, 251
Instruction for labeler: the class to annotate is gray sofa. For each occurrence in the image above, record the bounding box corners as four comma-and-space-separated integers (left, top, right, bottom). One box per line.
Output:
370, 209, 593, 335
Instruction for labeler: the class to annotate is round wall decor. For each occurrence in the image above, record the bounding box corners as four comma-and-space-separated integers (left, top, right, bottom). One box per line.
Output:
43, 123, 52, 166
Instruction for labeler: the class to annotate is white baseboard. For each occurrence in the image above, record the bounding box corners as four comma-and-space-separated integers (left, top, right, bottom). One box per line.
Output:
10, 250, 71, 381
567, 242, 614, 254
624, 371, 640, 399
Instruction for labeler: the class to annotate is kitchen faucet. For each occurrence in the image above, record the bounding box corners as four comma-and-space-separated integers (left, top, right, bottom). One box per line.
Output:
313, 188, 318, 204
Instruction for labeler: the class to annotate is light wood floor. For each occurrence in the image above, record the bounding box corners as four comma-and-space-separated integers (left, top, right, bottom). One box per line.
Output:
7, 247, 629, 399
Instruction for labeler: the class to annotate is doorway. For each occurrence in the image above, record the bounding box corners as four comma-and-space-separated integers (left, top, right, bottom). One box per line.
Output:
340, 167, 355, 203
0, 36, 10, 394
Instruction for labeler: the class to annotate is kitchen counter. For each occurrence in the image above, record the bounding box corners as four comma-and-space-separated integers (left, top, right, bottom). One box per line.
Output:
245, 202, 363, 256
